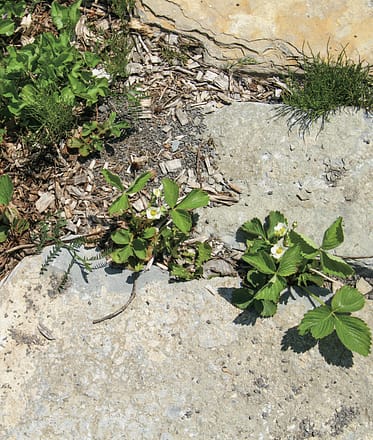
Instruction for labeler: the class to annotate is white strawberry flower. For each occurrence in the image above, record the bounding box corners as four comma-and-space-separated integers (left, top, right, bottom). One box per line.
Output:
146, 206, 161, 220
271, 243, 287, 259
274, 222, 288, 237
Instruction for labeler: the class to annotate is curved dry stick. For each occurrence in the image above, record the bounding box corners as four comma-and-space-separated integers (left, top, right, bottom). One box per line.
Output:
92, 271, 141, 324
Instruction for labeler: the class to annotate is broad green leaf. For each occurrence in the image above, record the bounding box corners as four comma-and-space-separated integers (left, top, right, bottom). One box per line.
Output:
126, 172, 152, 195
143, 227, 157, 239
171, 209, 192, 233
232, 288, 255, 310
288, 230, 319, 258
298, 306, 334, 339
334, 315, 371, 356
101, 169, 124, 191
267, 211, 287, 240
0, 20, 15, 36
331, 286, 365, 313
162, 178, 179, 208
320, 251, 354, 278
321, 216, 344, 250
240, 218, 265, 238
132, 238, 147, 259
246, 269, 268, 289
257, 300, 277, 317
110, 245, 133, 264
108, 193, 129, 216
196, 242, 212, 266
277, 245, 303, 276
176, 189, 209, 210
246, 238, 269, 254
0, 175, 13, 206
255, 276, 286, 302
242, 251, 276, 274
111, 229, 132, 245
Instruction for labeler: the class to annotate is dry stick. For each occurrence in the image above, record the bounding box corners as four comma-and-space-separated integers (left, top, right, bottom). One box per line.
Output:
92, 271, 141, 324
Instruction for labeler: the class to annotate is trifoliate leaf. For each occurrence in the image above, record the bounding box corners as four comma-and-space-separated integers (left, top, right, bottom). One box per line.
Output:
108, 193, 129, 216
298, 306, 334, 339
171, 209, 192, 233
321, 216, 344, 250
162, 178, 179, 208
111, 228, 132, 245
176, 189, 209, 210
126, 171, 152, 195
331, 286, 365, 313
288, 230, 319, 258
267, 211, 287, 240
240, 218, 265, 239
242, 251, 276, 274
0, 174, 13, 206
101, 169, 124, 191
255, 276, 287, 302
320, 251, 354, 278
334, 315, 371, 356
232, 288, 255, 309
277, 245, 303, 276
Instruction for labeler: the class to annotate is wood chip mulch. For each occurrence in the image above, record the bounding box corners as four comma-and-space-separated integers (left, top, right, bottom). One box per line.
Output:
0, 5, 284, 283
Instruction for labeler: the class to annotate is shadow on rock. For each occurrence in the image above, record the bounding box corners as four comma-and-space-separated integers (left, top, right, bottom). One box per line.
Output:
281, 327, 353, 368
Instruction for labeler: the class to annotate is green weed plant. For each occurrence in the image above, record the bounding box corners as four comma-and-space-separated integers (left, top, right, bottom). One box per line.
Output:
233, 211, 371, 356
102, 169, 210, 277
280, 47, 373, 132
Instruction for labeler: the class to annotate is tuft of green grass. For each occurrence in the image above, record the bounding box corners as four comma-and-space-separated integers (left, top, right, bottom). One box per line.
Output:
279, 46, 373, 132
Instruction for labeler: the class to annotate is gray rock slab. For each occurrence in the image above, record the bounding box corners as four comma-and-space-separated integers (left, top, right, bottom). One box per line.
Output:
200, 103, 373, 257
1, 248, 373, 439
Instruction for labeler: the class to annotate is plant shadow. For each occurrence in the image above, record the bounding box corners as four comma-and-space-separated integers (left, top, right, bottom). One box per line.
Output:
281, 327, 354, 368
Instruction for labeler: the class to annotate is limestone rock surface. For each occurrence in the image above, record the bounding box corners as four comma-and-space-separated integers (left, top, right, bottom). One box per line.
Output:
0, 250, 372, 439
137, 0, 373, 72
201, 103, 373, 258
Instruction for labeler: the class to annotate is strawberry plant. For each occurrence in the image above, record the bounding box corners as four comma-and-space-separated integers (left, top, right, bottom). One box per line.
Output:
102, 169, 210, 275
233, 211, 371, 356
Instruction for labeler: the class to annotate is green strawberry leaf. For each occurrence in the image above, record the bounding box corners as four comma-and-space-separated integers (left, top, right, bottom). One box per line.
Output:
288, 230, 319, 258
256, 299, 277, 317
298, 306, 334, 339
240, 217, 266, 239
255, 275, 287, 302
162, 178, 179, 208
101, 169, 124, 191
176, 189, 209, 210
196, 242, 212, 267
246, 269, 268, 289
111, 228, 132, 245
277, 245, 303, 277
242, 251, 276, 274
108, 193, 129, 216
320, 251, 354, 278
232, 288, 255, 310
171, 209, 192, 233
126, 171, 152, 195
267, 211, 287, 240
322, 216, 344, 250
143, 227, 157, 239
132, 238, 147, 259
331, 286, 365, 313
110, 245, 133, 264
334, 315, 371, 356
